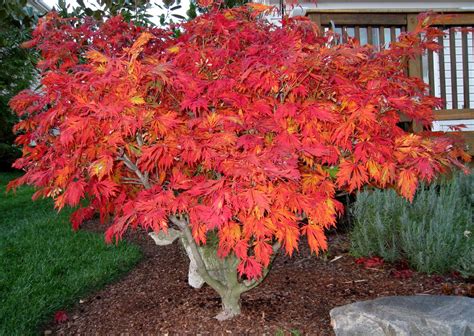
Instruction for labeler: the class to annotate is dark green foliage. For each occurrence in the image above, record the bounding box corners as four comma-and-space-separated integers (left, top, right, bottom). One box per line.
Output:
186, 1, 198, 19
186, 0, 248, 20
56, 0, 154, 25
221, 0, 248, 9
0, 18, 37, 171
55, 0, 182, 26
0, 0, 38, 28
0, 172, 142, 334
0, 0, 43, 171
155, 0, 187, 26
350, 172, 473, 276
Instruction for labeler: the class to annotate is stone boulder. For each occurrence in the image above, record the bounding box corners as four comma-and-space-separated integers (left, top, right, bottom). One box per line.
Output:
330, 295, 474, 336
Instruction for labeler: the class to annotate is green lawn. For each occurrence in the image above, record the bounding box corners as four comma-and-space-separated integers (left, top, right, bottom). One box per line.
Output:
0, 172, 142, 335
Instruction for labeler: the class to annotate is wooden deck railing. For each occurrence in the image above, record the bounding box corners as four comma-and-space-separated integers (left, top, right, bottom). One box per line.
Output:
307, 9, 474, 154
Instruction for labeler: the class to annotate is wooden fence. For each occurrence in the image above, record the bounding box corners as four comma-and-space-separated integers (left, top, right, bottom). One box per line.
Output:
307, 9, 474, 154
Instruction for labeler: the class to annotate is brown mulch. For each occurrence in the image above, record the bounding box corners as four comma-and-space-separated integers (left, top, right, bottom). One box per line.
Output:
46, 221, 473, 335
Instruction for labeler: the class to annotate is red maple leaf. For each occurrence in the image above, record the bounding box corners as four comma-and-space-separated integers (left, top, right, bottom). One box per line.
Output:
355, 256, 384, 268
392, 269, 414, 279
54, 311, 68, 323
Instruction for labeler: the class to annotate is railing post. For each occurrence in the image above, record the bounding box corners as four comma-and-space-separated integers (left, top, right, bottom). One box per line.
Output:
407, 14, 424, 133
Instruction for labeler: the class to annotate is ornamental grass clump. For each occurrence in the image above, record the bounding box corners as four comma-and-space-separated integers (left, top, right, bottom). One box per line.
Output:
351, 172, 473, 276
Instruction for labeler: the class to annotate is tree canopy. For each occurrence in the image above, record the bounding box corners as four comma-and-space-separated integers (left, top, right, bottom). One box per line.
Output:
8, 3, 470, 318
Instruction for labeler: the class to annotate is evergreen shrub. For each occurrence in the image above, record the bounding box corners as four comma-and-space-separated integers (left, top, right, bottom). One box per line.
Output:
350, 172, 473, 276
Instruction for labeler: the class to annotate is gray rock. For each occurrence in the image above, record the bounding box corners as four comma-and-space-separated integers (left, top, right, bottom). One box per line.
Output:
330, 295, 474, 336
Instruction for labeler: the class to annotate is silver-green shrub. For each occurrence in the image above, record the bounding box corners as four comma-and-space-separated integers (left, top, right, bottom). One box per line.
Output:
350, 172, 473, 276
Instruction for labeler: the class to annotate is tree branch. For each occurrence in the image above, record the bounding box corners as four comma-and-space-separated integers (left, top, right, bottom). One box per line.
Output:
136, 133, 144, 147
169, 214, 226, 294
281, 67, 314, 102
118, 153, 151, 189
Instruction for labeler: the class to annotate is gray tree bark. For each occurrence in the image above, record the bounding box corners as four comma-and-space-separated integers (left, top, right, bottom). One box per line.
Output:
149, 217, 279, 320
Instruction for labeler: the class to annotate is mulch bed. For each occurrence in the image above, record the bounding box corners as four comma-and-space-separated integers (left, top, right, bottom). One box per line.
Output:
46, 220, 473, 335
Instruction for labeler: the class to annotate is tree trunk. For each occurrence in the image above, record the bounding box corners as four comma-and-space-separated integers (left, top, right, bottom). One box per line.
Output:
215, 288, 242, 321
153, 217, 280, 321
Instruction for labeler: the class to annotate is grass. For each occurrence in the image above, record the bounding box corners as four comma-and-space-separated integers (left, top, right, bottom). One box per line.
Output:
0, 172, 142, 335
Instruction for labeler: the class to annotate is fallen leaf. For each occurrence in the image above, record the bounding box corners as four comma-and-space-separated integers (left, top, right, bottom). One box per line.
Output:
54, 311, 68, 323
392, 269, 414, 279
355, 256, 384, 268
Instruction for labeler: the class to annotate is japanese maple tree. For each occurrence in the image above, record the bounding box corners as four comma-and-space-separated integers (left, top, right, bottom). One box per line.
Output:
9, 4, 470, 319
